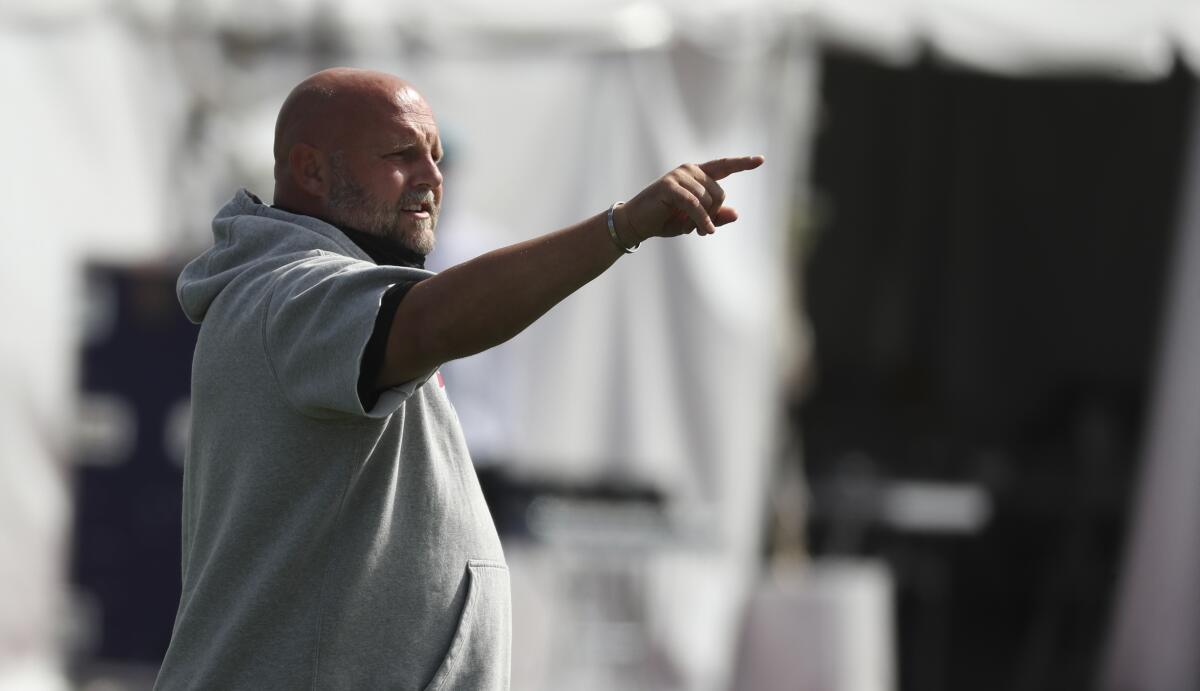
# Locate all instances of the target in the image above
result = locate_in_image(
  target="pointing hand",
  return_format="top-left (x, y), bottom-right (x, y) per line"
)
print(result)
top-left (614, 155), bottom-right (765, 243)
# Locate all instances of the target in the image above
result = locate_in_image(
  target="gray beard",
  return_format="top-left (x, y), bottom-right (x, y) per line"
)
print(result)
top-left (327, 157), bottom-right (438, 256)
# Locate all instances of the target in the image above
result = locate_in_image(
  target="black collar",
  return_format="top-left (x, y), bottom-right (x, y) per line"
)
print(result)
top-left (334, 225), bottom-right (427, 269)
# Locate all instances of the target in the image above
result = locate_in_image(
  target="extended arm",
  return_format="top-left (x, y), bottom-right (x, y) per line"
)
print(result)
top-left (376, 155), bottom-right (765, 388)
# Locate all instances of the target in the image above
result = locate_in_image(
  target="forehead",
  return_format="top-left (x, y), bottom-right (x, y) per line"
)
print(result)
top-left (376, 88), bottom-right (439, 141)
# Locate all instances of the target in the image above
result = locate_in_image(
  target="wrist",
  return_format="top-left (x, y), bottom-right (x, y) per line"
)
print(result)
top-left (612, 203), bottom-right (646, 245)
top-left (607, 202), bottom-right (641, 253)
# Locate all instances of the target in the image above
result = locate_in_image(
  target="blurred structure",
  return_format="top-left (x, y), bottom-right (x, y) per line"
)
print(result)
top-left (6, 1), bottom-right (1200, 690)
top-left (788, 3), bottom-right (1200, 691)
top-left (800, 51), bottom-right (1190, 691)
top-left (732, 561), bottom-right (895, 691)
top-left (72, 266), bottom-right (194, 664)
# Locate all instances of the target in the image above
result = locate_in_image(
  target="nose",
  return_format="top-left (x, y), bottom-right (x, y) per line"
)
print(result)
top-left (413, 154), bottom-right (443, 190)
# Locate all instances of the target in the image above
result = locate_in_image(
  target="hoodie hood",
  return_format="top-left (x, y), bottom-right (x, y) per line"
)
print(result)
top-left (178, 190), bottom-right (377, 324)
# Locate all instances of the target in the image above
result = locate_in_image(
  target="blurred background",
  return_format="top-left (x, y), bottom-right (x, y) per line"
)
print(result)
top-left (3, 0), bottom-right (1200, 690)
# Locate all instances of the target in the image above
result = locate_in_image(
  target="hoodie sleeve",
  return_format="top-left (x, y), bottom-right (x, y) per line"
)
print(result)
top-left (261, 253), bottom-right (434, 419)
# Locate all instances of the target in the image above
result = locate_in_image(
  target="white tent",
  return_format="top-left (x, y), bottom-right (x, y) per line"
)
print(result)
top-left (2, 1), bottom-right (1198, 689)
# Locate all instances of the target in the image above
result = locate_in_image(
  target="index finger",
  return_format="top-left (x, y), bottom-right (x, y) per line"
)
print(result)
top-left (698, 155), bottom-right (765, 181)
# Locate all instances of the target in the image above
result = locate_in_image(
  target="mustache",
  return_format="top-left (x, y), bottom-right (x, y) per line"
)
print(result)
top-left (396, 190), bottom-right (437, 210)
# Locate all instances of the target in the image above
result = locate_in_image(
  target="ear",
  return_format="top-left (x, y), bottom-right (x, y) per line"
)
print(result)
top-left (288, 143), bottom-right (328, 198)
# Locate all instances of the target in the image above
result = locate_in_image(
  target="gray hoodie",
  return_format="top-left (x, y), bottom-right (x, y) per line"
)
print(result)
top-left (155, 190), bottom-right (510, 690)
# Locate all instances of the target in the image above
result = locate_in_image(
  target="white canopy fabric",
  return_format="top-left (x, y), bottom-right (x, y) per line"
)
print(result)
top-left (798, 0), bottom-right (1200, 78)
top-left (11, 0), bottom-right (1200, 76)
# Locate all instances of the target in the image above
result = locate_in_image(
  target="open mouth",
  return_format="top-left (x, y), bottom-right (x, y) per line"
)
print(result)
top-left (400, 200), bottom-right (433, 218)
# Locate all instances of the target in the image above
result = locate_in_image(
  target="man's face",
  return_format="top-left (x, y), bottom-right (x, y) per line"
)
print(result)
top-left (325, 88), bottom-right (444, 256)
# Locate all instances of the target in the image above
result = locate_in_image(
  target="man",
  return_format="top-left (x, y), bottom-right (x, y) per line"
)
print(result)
top-left (155, 67), bottom-right (762, 690)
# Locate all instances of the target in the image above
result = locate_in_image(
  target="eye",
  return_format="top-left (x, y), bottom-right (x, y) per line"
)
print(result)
top-left (386, 147), bottom-right (440, 164)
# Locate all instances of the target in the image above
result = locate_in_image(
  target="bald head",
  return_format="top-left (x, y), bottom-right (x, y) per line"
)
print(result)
top-left (273, 68), bottom-right (421, 178)
top-left (271, 67), bottom-right (444, 255)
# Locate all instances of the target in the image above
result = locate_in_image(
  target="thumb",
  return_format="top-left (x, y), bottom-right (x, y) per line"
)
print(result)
top-left (714, 206), bottom-right (739, 226)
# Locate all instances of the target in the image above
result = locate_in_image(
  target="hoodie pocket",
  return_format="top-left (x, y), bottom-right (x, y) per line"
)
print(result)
top-left (423, 559), bottom-right (511, 691)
